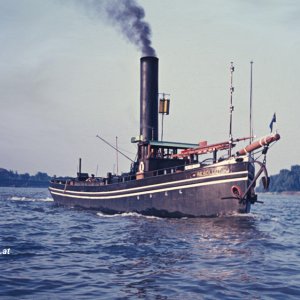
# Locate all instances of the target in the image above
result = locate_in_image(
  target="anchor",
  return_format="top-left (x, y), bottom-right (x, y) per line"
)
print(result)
top-left (221, 157), bottom-right (269, 204)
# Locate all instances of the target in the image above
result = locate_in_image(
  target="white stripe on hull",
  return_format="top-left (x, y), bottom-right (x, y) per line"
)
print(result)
top-left (49, 170), bottom-right (248, 196)
top-left (50, 175), bottom-right (248, 200)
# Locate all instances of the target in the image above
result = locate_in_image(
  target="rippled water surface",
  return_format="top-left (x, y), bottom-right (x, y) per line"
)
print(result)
top-left (1, 187), bottom-right (299, 299)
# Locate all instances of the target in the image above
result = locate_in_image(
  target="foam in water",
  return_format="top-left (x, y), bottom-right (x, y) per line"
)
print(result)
top-left (230, 212), bottom-right (257, 218)
top-left (96, 211), bottom-right (160, 219)
top-left (10, 196), bottom-right (53, 202)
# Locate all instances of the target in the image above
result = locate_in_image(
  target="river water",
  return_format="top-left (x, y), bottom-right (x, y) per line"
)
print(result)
top-left (0, 187), bottom-right (299, 299)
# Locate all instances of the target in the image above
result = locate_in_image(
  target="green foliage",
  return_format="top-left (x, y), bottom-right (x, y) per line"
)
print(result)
top-left (32, 172), bottom-right (50, 181)
top-left (257, 165), bottom-right (300, 193)
top-left (0, 168), bottom-right (51, 187)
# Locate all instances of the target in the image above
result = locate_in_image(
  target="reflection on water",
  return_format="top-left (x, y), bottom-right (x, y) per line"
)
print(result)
top-left (116, 213), bottom-right (268, 296)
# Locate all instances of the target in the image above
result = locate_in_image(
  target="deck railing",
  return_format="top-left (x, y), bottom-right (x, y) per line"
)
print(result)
top-left (50, 161), bottom-right (212, 186)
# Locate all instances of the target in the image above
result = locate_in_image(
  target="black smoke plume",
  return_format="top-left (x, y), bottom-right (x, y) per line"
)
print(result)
top-left (105, 0), bottom-right (156, 56)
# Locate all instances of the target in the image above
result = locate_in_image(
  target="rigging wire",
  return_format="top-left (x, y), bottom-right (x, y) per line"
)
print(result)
top-left (96, 134), bottom-right (134, 163)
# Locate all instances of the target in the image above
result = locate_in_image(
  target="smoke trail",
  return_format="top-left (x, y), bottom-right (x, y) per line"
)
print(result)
top-left (105, 0), bottom-right (156, 56)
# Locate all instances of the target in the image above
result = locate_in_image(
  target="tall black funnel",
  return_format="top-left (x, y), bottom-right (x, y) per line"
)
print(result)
top-left (140, 56), bottom-right (159, 141)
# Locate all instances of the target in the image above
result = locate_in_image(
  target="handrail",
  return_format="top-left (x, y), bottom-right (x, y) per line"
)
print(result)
top-left (50, 159), bottom-right (216, 186)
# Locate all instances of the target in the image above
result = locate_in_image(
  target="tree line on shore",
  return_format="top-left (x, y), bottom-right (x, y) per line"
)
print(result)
top-left (257, 165), bottom-right (300, 193)
top-left (0, 168), bottom-right (51, 187)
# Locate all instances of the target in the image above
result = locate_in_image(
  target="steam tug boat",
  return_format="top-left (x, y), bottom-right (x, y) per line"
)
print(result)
top-left (49, 57), bottom-right (280, 217)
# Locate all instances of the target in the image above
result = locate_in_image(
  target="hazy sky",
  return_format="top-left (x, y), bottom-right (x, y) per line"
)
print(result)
top-left (0, 0), bottom-right (299, 176)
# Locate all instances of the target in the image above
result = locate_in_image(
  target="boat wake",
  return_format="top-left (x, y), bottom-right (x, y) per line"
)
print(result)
top-left (9, 196), bottom-right (53, 202)
top-left (229, 212), bottom-right (257, 218)
top-left (96, 211), bottom-right (161, 219)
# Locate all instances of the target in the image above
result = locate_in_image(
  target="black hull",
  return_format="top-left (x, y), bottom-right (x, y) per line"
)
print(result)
top-left (49, 158), bottom-right (255, 217)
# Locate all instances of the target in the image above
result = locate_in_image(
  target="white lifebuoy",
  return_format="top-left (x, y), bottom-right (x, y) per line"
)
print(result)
top-left (139, 161), bottom-right (145, 172)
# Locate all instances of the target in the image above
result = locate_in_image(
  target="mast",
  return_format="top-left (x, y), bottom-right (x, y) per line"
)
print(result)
top-left (116, 136), bottom-right (119, 175)
top-left (160, 93), bottom-right (165, 141)
top-left (249, 61), bottom-right (254, 144)
top-left (228, 62), bottom-right (235, 157)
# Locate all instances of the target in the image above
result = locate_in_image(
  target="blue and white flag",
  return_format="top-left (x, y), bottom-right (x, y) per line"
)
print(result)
top-left (269, 113), bottom-right (276, 132)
